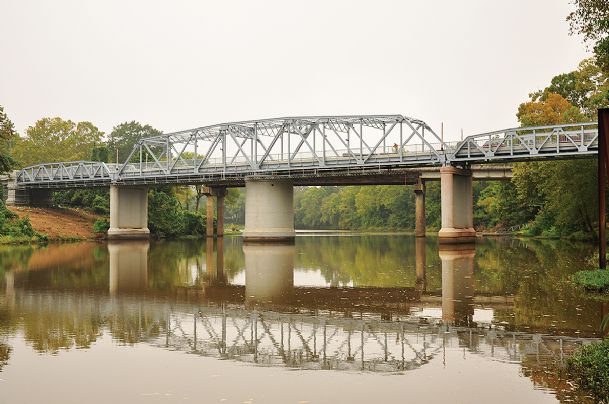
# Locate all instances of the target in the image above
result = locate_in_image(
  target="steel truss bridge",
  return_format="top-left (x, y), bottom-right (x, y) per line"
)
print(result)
top-left (14, 116), bottom-right (599, 188)
top-left (6, 290), bottom-right (595, 374)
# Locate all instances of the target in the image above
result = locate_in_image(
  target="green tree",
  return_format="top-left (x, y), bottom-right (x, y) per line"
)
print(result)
top-left (13, 118), bottom-right (104, 167)
top-left (107, 121), bottom-right (162, 163)
top-left (90, 145), bottom-right (109, 163)
top-left (530, 59), bottom-right (608, 117)
top-left (568, 0), bottom-right (609, 72)
top-left (0, 106), bottom-right (17, 173)
top-left (147, 188), bottom-right (186, 238)
top-left (484, 58), bottom-right (609, 238)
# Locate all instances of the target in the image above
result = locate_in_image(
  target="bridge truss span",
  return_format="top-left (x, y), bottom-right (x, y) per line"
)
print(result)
top-left (15, 115), bottom-right (445, 187)
top-left (116, 114), bottom-right (445, 181)
top-left (450, 121), bottom-right (598, 162)
top-left (13, 116), bottom-right (600, 188)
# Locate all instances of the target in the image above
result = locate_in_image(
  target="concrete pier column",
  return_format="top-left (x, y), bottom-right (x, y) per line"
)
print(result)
top-left (243, 178), bottom-right (294, 242)
top-left (108, 186), bottom-right (150, 240)
top-left (438, 166), bottom-right (476, 243)
top-left (108, 241), bottom-right (150, 294)
top-left (244, 243), bottom-right (295, 305)
top-left (6, 170), bottom-right (26, 206)
top-left (440, 244), bottom-right (475, 326)
top-left (206, 193), bottom-right (215, 237)
top-left (216, 189), bottom-right (225, 237)
top-left (414, 181), bottom-right (426, 237)
top-left (203, 187), bottom-right (226, 238)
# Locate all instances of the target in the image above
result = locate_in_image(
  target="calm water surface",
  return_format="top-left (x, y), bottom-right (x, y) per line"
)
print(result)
top-left (0, 234), bottom-right (606, 403)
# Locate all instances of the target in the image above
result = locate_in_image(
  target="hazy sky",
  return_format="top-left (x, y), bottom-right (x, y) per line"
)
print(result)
top-left (0, 0), bottom-right (590, 141)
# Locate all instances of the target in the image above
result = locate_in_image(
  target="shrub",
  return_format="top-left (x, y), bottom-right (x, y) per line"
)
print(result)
top-left (147, 188), bottom-right (185, 238)
top-left (91, 195), bottom-right (109, 215)
top-left (0, 200), bottom-right (47, 242)
top-left (183, 211), bottom-right (206, 236)
top-left (572, 270), bottom-right (609, 292)
top-left (93, 218), bottom-right (110, 233)
top-left (567, 339), bottom-right (609, 401)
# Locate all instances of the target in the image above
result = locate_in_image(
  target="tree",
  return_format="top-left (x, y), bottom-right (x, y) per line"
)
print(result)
top-left (510, 92), bottom-right (595, 237)
top-left (147, 188), bottom-right (186, 238)
top-left (13, 118), bottom-right (104, 167)
top-left (90, 145), bottom-right (109, 163)
top-left (107, 121), bottom-right (162, 163)
top-left (568, 0), bottom-right (609, 72)
top-left (529, 58), bottom-right (608, 117)
top-left (0, 106), bottom-right (17, 173)
top-left (517, 92), bottom-right (584, 126)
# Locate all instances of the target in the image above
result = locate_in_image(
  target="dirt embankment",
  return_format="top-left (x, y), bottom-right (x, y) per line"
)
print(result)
top-left (7, 206), bottom-right (103, 240)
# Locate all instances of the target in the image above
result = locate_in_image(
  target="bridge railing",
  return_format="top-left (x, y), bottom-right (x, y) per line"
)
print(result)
top-left (451, 122), bottom-right (598, 162)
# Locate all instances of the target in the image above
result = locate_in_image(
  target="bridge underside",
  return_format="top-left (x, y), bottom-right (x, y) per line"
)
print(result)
top-left (10, 165), bottom-right (513, 189)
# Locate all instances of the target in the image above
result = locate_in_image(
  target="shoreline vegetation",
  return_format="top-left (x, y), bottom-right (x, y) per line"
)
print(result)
top-left (3, 203), bottom-right (609, 245)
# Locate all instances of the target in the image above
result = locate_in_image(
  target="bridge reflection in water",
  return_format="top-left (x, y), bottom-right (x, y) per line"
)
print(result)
top-left (3, 238), bottom-right (596, 377)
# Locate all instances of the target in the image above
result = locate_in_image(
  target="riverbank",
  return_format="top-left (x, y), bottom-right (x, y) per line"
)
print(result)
top-left (7, 206), bottom-right (102, 241)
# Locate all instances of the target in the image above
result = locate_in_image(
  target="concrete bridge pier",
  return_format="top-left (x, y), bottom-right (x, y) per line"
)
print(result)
top-left (438, 166), bottom-right (476, 243)
top-left (203, 187), bottom-right (226, 238)
top-left (243, 178), bottom-right (295, 242)
top-left (414, 181), bottom-right (426, 237)
top-left (440, 244), bottom-right (475, 326)
top-left (108, 186), bottom-right (150, 240)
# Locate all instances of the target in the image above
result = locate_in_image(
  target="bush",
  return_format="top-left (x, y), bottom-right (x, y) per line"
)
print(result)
top-left (91, 195), bottom-right (109, 215)
top-left (53, 189), bottom-right (109, 212)
top-left (92, 218), bottom-right (110, 233)
top-left (182, 211), bottom-right (207, 236)
top-left (567, 339), bottom-right (609, 401)
top-left (148, 188), bottom-right (185, 238)
top-left (572, 270), bottom-right (609, 292)
top-left (0, 200), bottom-right (47, 243)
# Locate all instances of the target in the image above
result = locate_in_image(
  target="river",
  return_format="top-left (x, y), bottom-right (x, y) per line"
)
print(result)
top-left (0, 234), bottom-right (605, 403)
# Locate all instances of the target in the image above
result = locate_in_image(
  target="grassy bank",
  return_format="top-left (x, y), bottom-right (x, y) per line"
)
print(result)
top-left (572, 270), bottom-right (609, 293)
top-left (568, 339), bottom-right (609, 401)
top-left (0, 234), bottom-right (48, 244)
top-left (0, 202), bottom-right (48, 244)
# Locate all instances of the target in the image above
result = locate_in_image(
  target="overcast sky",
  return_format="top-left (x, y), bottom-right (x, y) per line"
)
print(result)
top-left (0, 0), bottom-right (590, 141)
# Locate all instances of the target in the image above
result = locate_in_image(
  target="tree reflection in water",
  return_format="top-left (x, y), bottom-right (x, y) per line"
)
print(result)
top-left (0, 235), bottom-right (605, 402)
